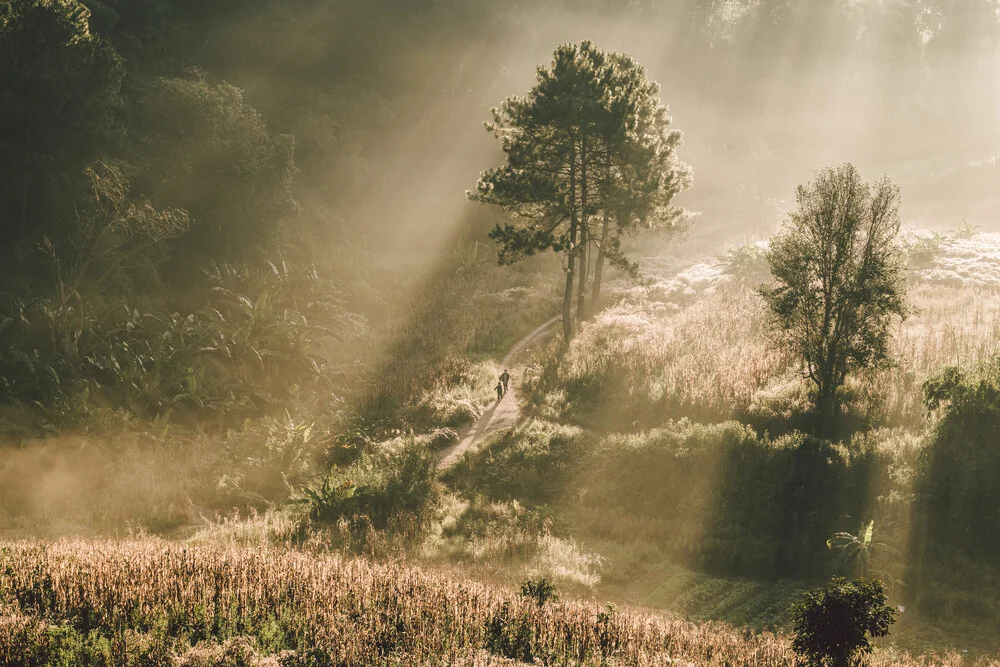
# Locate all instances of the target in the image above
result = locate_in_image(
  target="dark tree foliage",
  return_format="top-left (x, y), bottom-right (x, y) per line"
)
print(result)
top-left (761, 164), bottom-right (908, 434)
top-left (136, 68), bottom-right (297, 264)
top-left (790, 577), bottom-right (896, 667)
top-left (916, 362), bottom-right (1000, 565)
top-left (0, 0), bottom-right (124, 248)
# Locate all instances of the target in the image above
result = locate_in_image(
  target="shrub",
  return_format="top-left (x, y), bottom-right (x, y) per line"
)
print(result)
top-left (569, 421), bottom-right (904, 577)
top-left (790, 577), bottom-right (896, 667)
top-left (520, 577), bottom-right (558, 607)
top-left (302, 440), bottom-right (441, 533)
top-left (917, 361), bottom-right (1000, 564)
top-left (443, 420), bottom-right (585, 506)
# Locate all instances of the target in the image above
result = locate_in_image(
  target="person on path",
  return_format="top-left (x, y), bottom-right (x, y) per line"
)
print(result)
top-left (500, 369), bottom-right (510, 394)
top-left (495, 380), bottom-right (504, 401)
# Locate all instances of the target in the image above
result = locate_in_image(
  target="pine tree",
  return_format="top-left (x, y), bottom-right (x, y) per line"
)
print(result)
top-left (471, 42), bottom-right (690, 338)
top-left (590, 51), bottom-right (690, 312)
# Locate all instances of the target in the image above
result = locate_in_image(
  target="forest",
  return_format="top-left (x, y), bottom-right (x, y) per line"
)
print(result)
top-left (1, 0), bottom-right (999, 664)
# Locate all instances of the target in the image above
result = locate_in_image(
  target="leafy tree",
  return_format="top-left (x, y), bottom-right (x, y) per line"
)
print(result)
top-left (760, 164), bottom-right (907, 434)
top-left (790, 577), bottom-right (896, 667)
top-left (472, 42), bottom-right (689, 339)
top-left (136, 68), bottom-right (297, 264)
top-left (0, 0), bottom-right (124, 246)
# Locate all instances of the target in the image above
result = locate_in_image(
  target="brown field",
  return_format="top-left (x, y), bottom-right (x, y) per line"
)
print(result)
top-left (0, 540), bottom-right (993, 666)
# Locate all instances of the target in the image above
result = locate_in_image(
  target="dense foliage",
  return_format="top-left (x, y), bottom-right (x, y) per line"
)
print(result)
top-left (916, 362), bottom-right (1000, 566)
top-left (761, 164), bottom-right (908, 434)
top-left (790, 578), bottom-right (896, 667)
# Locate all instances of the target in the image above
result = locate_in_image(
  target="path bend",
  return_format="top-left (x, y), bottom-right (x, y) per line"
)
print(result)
top-left (436, 314), bottom-right (562, 470)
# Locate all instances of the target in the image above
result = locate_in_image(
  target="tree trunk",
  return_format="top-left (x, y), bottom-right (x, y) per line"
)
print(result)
top-left (577, 226), bottom-right (588, 324)
top-left (591, 211), bottom-right (610, 312)
top-left (591, 151), bottom-right (613, 312)
top-left (20, 173), bottom-right (28, 241)
top-left (563, 139), bottom-right (578, 341)
top-left (577, 135), bottom-right (589, 324)
top-left (816, 381), bottom-right (837, 436)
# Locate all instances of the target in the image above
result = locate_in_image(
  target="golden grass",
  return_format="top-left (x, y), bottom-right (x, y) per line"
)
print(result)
top-left (560, 286), bottom-right (791, 425)
top-left (0, 540), bottom-right (992, 666)
top-left (862, 283), bottom-right (1000, 425)
top-left (560, 274), bottom-right (1000, 430)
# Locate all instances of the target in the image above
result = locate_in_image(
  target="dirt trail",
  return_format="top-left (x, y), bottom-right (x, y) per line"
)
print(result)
top-left (436, 314), bottom-right (561, 470)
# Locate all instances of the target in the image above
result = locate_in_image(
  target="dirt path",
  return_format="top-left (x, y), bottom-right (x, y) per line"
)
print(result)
top-left (436, 314), bottom-right (562, 470)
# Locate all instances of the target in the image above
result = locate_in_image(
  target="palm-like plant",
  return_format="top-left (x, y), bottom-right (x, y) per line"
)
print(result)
top-left (827, 519), bottom-right (898, 578)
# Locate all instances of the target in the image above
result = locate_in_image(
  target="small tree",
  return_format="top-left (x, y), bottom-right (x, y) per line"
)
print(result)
top-left (520, 577), bottom-right (558, 607)
top-left (790, 577), bottom-right (896, 667)
top-left (761, 163), bottom-right (907, 434)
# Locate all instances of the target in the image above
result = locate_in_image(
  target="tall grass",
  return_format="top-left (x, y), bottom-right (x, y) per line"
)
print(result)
top-left (552, 277), bottom-right (1000, 432)
top-left (0, 540), bottom-right (990, 666)
top-left (553, 286), bottom-right (790, 429)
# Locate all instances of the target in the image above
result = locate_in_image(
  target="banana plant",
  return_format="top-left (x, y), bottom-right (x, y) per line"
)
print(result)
top-left (827, 519), bottom-right (898, 578)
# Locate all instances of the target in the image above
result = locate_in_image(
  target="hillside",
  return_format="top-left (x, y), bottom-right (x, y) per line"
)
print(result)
top-left (2, 0), bottom-right (1000, 664)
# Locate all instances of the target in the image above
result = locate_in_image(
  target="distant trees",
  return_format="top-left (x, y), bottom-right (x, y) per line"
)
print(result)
top-left (137, 69), bottom-right (298, 264)
top-left (790, 577), bottom-right (896, 667)
top-left (471, 41), bottom-right (690, 340)
top-left (0, 0), bottom-right (124, 245)
top-left (761, 164), bottom-right (908, 434)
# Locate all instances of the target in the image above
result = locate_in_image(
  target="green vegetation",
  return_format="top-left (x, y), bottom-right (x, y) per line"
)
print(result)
top-left (761, 164), bottom-right (908, 434)
top-left (2, 0), bottom-right (1000, 663)
top-left (472, 41), bottom-right (690, 339)
top-left (520, 577), bottom-right (559, 607)
top-left (790, 578), bottom-right (897, 667)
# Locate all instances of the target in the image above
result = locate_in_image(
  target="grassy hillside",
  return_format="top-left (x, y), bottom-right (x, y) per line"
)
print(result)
top-left (436, 227), bottom-right (1000, 657)
top-left (2, 1), bottom-right (999, 663)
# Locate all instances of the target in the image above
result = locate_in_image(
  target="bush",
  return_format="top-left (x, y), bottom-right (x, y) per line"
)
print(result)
top-left (443, 420), bottom-right (585, 506)
top-left (569, 421), bottom-right (903, 576)
top-left (790, 577), bottom-right (896, 667)
top-left (917, 361), bottom-right (1000, 565)
top-left (520, 577), bottom-right (558, 607)
top-left (302, 440), bottom-right (441, 533)
top-left (0, 257), bottom-right (356, 433)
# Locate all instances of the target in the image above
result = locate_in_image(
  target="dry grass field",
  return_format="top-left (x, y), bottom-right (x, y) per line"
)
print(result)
top-left (0, 540), bottom-right (993, 666)
top-left (553, 230), bottom-right (1000, 432)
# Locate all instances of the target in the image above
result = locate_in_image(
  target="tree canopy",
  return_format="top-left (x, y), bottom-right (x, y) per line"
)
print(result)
top-left (761, 163), bottom-right (908, 434)
top-left (0, 0), bottom-right (124, 246)
top-left (790, 577), bottom-right (897, 667)
top-left (472, 41), bottom-right (690, 339)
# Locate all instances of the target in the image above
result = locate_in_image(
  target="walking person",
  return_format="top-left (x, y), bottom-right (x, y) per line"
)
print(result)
top-left (495, 380), bottom-right (504, 401)
top-left (500, 369), bottom-right (510, 394)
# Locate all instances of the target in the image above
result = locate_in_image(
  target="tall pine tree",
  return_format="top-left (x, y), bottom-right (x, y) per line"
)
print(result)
top-left (471, 42), bottom-right (690, 338)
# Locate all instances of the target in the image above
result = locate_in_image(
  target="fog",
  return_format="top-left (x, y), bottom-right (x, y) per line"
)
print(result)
top-left (200, 0), bottom-right (999, 267)
top-left (2, 1), bottom-right (1000, 657)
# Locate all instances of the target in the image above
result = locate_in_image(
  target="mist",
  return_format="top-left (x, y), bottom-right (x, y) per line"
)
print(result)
top-left (2, 0), bottom-right (1000, 662)
top-left (199, 0), bottom-right (999, 263)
